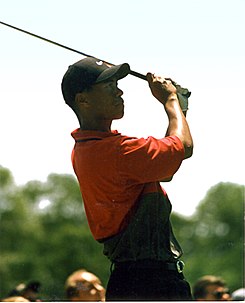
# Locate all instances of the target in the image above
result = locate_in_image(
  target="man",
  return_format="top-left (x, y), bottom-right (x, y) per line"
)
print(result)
top-left (65, 269), bottom-right (105, 301)
top-left (2, 296), bottom-right (30, 302)
top-left (192, 275), bottom-right (231, 301)
top-left (61, 57), bottom-right (194, 300)
top-left (231, 288), bottom-right (245, 301)
top-left (7, 281), bottom-right (41, 302)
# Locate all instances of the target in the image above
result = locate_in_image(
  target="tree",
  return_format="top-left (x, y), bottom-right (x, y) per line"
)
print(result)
top-left (0, 167), bottom-right (110, 300)
top-left (172, 182), bottom-right (244, 292)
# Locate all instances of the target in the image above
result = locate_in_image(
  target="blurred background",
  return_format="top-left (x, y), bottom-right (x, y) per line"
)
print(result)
top-left (0, 166), bottom-right (244, 300)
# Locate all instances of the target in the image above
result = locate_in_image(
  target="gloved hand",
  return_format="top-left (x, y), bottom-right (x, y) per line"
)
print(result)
top-left (166, 79), bottom-right (191, 113)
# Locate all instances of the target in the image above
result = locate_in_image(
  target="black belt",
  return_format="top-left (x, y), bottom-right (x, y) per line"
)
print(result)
top-left (113, 259), bottom-right (185, 273)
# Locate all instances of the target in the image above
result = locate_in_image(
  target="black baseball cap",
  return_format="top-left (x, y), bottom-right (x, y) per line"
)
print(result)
top-left (61, 57), bottom-right (130, 106)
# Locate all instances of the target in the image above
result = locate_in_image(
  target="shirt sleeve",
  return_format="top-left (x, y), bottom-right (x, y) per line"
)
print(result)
top-left (119, 135), bottom-right (185, 183)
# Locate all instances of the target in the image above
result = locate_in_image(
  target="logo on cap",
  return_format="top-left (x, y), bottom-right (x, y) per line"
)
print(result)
top-left (96, 61), bottom-right (103, 66)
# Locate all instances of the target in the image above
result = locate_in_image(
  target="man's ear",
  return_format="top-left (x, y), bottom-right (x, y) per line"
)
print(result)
top-left (75, 92), bottom-right (89, 107)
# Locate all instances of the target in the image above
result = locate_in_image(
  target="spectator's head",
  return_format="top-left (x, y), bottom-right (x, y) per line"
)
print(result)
top-left (231, 288), bottom-right (245, 301)
top-left (65, 269), bottom-right (105, 301)
top-left (2, 296), bottom-right (29, 302)
top-left (8, 281), bottom-right (41, 302)
top-left (193, 275), bottom-right (231, 301)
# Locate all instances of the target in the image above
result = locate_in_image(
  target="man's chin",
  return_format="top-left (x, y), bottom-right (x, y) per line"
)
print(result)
top-left (114, 113), bottom-right (124, 120)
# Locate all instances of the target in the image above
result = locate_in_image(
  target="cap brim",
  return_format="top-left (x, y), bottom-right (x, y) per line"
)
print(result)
top-left (96, 63), bottom-right (130, 83)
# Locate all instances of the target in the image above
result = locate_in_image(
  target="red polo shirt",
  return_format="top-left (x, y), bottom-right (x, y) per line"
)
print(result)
top-left (71, 129), bottom-right (184, 240)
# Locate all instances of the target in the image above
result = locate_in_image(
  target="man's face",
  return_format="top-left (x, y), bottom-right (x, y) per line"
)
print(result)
top-left (203, 284), bottom-right (231, 301)
top-left (71, 272), bottom-right (105, 301)
top-left (83, 78), bottom-right (125, 120)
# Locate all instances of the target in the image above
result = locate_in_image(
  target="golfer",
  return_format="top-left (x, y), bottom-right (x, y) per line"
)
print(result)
top-left (61, 57), bottom-right (193, 301)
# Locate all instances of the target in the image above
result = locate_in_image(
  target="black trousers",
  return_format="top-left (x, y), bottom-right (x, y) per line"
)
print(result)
top-left (106, 263), bottom-right (193, 301)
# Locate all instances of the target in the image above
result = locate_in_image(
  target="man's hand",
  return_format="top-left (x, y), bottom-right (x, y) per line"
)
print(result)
top-left (146, 72), bottom-right (193, 160)
top-left (146, 73), bottom-right (177, 104)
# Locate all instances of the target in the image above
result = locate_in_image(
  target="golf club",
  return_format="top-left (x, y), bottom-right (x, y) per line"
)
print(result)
top-left (1, 20), bottom-right (191, 109)
top-left (0, 20), bottom-right (147, 81)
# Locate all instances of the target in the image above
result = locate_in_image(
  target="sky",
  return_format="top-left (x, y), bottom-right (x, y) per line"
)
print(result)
top-left (0, 0), bottom-right (244, 216)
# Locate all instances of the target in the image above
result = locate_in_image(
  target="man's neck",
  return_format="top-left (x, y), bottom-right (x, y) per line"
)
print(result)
top-left (79, 119), bottom-right (112, 132)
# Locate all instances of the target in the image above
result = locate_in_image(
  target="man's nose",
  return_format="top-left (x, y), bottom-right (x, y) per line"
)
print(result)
top-left (116, 87), bottom-right (123, 97)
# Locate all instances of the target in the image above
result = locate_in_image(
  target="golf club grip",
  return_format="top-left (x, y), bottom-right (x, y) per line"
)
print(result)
top-left (130, 70), bottom-right (147, 81)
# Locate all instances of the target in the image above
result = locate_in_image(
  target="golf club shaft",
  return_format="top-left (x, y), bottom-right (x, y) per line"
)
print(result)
top-left (0, 21), bottom-right (147, 81)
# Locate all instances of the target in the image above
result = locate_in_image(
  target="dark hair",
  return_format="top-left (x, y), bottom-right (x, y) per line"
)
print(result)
top-left (193, 275), bottom-right (226, 299)
top-left (66, 286), bottom-right (79, 299)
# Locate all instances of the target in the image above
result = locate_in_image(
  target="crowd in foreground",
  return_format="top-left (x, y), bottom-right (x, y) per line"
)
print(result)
top-left (1, 269), bottom-right (244, 301)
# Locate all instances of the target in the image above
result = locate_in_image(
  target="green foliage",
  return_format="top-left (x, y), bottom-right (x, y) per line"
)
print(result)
top-left (0, 166), bottom-right (110, 300)
top-left (0, 165), bottom-right (244, 299)
top-left (171, 182), bottom-right (244, 292)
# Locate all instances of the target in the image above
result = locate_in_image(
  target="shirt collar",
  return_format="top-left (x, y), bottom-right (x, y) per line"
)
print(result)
top-left (71, 128), bottom-right (119, 141)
